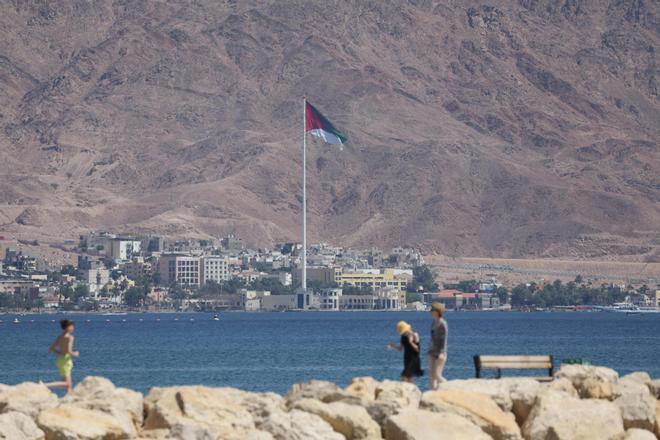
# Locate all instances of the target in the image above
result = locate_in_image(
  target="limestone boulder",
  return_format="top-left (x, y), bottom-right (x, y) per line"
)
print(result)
top-left (37, 404), bottom-right (133, 440)
top-left (61, 376), bottom-right (143, 434)
top-left (620, 428), bottom-right (657, 440)
top-left (286, 380), bottom-right (345, 404)
top-left (346, 377), bottom-right (379, 401)
top-left (375, 380), bottom-right (421, 407)
top-left (367, 380), bottom-right (421, 429)
top-left (621, 372), bottom-right (652, 386)
top-left (421, 389), bottom-right (521, 440)
top-left (143, 386), bottom-right (259, 439)
top-left (614, 380), bottom-right (656, 431)
top-left (522, 390), bottom-right (624, 440)
top-left (545, 378), bottom-right (578, 398)
top-left (581, 378), bottom-right (619, 400)
top-left (384, 409), bottom-right (491, 440)
top-left (436, 379), bottom-right (513, 412)
top-left (655, 401), bottom-right (660, 438)
top-left (505, 379), bottom-right (542, 425)
top-left (292, 398), bottom-right (381, 440)
top-left (0, 411), bottom-right (45, 440)
top-left (258, 409), bottom-right (344, 440)
top-left (645, 379), bottom-right (659, 398)
top-left (554, 364), bottom-right (619, 398)
top-left (435, 377), bottom-right (542, 422)
top-left (0, 382), bottom-right (59, 419)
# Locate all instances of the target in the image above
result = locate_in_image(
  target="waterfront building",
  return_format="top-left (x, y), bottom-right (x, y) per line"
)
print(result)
top-left (339, 289), bottom-right (402, 310)
top-left (426, 290), bottom-right (497, 310)
top-left (319, 288), bottom-right (342, 310)
top-left (158, 254), bottom-right (200, 287)
top-left (238, 289), bottom-right (271, 311)
top-left (262, 294), bottom-right (297, 311)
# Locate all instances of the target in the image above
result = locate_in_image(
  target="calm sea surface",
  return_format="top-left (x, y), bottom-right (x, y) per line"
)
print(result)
top-left (0, 311), bottom-right (658, 394)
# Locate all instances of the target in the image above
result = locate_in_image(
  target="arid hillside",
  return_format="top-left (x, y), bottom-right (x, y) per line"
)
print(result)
top-left (0, 0), bottom-right (658, 259)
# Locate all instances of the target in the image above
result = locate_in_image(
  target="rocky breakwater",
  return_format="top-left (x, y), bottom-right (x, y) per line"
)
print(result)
top-left (0, 365), bottom-right (658, 439)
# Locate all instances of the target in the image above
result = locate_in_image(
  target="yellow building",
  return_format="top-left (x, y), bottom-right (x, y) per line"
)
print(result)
top-left (296, 267), bottom-right (409, 291)
top-left (337, 268), bottom-right (408, 290)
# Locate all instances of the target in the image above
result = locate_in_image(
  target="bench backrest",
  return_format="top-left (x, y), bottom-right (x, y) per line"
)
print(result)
top-left (474, 355), bottom-right (553, 378)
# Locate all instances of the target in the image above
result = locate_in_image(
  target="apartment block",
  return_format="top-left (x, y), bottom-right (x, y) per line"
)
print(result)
top-left (158, 254), bottom-right (200, 287)
top-left (201, 256), bottom-right (230, 284)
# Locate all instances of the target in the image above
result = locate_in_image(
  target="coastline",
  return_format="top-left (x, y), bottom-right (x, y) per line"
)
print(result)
top-left (1, 364), bottom-right (658, 439)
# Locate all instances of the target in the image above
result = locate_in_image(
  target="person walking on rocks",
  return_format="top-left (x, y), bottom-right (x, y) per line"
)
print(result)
top-left (45, 319), bottom-right (79, 393)
top-left (388, 321), bottom-right (424, 383)
top-left (428, 302), bottom-right (448, 390)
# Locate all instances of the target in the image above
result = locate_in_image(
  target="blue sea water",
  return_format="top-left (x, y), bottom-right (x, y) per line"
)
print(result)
top-left (0, 311), bottom-right (658, 394)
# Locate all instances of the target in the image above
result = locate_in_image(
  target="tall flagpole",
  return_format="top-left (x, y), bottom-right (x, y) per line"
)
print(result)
top-left (302, 97), bottom-right (307, 292)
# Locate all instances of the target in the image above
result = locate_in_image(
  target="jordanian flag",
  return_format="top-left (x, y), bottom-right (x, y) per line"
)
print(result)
top-left (305, 102), bottom-right (347, 145)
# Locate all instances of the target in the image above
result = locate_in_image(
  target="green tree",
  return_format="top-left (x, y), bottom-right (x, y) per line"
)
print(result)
top-left (124, 286), bottom-right (147, 308)
top-left (495, 286), bottom-right (509, 304)
top-left (405, 291), bottom-right (422, 303)
top-left (72, 284), bottom-right (89, 302)
top-left (407, 265), bottom-right (439, 292)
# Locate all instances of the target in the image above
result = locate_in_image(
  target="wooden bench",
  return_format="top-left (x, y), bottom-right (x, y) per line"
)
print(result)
top-left (473, 355), bottom-right (554, 381)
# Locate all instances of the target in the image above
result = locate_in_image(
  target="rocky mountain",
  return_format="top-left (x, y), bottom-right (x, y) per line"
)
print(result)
top-left (0, 0), bottom-right (658, 259)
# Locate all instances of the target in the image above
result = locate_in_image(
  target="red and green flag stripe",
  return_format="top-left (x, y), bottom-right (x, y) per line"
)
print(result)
top-left (305, 102), bottom-right (347, 145)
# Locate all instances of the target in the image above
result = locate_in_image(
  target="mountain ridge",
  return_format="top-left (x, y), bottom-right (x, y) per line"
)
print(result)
top-left (0, 0), bottom-right (658, 260)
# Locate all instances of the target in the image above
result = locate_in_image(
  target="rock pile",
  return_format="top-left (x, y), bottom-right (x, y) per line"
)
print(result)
top-left (1, 365), bottom-right (658, 439)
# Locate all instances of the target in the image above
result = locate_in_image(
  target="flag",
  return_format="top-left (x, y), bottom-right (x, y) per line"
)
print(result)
top-left (305, 102), bottom-right (347, 145)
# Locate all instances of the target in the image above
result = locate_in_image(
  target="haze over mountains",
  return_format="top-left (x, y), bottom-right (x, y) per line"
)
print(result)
top-left (0, 0), bottom-right (658, 260)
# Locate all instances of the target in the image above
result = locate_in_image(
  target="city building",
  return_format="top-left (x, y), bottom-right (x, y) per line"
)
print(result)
top-left (201, 256), bottom-right (230, 284)
top-left (122, 257), bottom-right (154, 281)
top-left (80, 268), bottom-right (110, 295)
top-left (78, 255), bottom-right (105, 271)
top-left (338, 268), bottom-right (408, 290)
top-left (294, 266), bottom-right (341, 286)
top-left (221, 235), bottom-right (244, 251)
top-left (339, 288), bottom-right (402, 310)
top-left (262, 294), bottom-right (297, 311)
top-left (319, 288), bottom-right (342, 310)
top-left (425, 290), bottom-right (497, 310)
top-left (109, 238), bottom-right (142, 261)
top-left (158, 254), bottom-right (200, 287)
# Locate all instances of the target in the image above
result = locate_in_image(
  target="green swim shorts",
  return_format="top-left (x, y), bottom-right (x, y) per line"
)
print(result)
top-left (56, 354), bottom-right (73, 378)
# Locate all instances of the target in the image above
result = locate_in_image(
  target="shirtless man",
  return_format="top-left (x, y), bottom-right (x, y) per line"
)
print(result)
top-left (45, 319), bottom-right (79, 393)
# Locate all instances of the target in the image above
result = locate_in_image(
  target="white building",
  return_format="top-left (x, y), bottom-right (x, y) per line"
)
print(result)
top-left (201, 256), bottom-right (229, 284)
top-left (109, 239), bottom-right (142, 261)
top-left (319, 288), bottom-right (342, 310)
top-left (81, 268), bottom-right (110, 295)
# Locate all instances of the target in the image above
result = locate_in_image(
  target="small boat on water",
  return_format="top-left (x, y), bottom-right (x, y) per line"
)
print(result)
top-left (212, 314), bottom-right (220, 321)
top-left (13, 318), bottom-right (20, 324)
